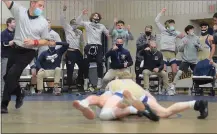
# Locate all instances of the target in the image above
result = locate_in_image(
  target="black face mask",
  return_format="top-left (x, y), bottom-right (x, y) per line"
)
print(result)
top-left (145, 31), bottom-right (151, 36)
top-left (116, 44), bottom-right (123, 49)
top-left (92, 19), bottom-right (100, 23)
top-left (201, 30), bottom-right (208, 36)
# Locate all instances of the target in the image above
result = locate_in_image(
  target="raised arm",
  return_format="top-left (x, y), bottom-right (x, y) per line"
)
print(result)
top-left (102, 25), bottom-right (109, 37)
top-left (155, 8), bottom-right (167, 32)
top-left (2, 0), bottom-right (13, 9)
top-left (60, 5), bottom-right (72, 31)
top-left (126, 25), bottom-right (134, 40)
top-left (109, 18), bottom-right (117, 36)
top-left (76, 9), bottom-right (88, 26)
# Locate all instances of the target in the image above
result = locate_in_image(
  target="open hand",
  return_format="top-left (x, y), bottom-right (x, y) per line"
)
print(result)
top-left (161, 8), bottom-right (167, 13)
top-left (82, 9), bottom-right (88, 15)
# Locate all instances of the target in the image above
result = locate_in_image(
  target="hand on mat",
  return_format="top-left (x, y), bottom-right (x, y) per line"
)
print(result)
top-left (161, 8), bottom-right (166, 13)
top-left (153, 68), bottom-right (159, 73)
top-left (112, 45), bottom-right (118, 50)
top-left (63, 5), bottom-right (67, 11)
top-left (24, 39), bottom-right (34, 46)
top-left (145, 47), bottom-right (151, 51)
top-left (82, 9), bottom-right (88, 15)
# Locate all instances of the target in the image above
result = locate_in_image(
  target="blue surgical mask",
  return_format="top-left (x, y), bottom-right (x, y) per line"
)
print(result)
top-left (117, 29), bottom-right (124, 33)
top-left (169, 26), bottom-right (175, 31)
top-left (34, 8), bottom-right (43, 16)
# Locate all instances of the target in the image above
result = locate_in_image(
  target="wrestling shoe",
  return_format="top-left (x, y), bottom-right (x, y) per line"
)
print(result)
top-left (137, 104), bottom-right (160, 122)
top-left (194, 100), bottom-right (208, 119)
top-left (72, 100), bottom-right (95, 120)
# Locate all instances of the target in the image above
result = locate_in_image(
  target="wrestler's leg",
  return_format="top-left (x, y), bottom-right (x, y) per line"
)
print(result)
top-left (72, 91), bottom-right (112, 120)
top-left (99, 92), bottom-right (138, 120)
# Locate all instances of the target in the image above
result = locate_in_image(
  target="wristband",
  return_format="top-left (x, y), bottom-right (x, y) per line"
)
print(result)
top-left (34, 40), bottom-right (39, 46)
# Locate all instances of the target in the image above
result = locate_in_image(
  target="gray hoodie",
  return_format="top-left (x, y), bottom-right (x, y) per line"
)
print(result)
top-left (178, 34), bottom-right (202, 64)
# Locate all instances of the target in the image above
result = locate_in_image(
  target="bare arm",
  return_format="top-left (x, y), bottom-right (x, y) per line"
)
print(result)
top-left (209, 36), bottom-right (215, 60)
top-left (2, 0), bottom-right (12, 8)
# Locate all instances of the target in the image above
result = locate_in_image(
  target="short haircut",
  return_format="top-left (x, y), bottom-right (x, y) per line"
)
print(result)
top-left (164, 19), bottom-right (175, 25)
top-left (185, 25), bottom-right (194, 34)
top-left (30, 0), bottom-right (44, 6)
top-left (145, 25), bottom-right (153, 30)
top-left (213, 12), bottom-right (217, 18)
top-left (116, 37), bottom-right (123, 40)
top-left (116, 20), bottom-right (125, 25)
top-left (89, 12), bottom-right (102, 22)
top-left (200, 22), bottom-right (209, 27)
top-left (6, 17), bottom-right (15, 27)
top-left (70, 19), bottom-right (76, 25)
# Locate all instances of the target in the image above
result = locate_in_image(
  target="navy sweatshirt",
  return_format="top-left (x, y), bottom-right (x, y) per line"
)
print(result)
top-left (36, 43), bottom-right (69, 70)
top-left (105, 47), bottom-right (133, 69)
top-left (1, 28), bottom-right (15, 58)
top-left (141, 50), bottom-right (164, 72)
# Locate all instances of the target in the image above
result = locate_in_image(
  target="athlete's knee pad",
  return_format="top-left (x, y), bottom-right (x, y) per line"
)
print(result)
top-left (99, 108), bottom-right (116, 120)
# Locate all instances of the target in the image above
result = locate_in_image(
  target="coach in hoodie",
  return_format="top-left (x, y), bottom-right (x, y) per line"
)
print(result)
top-left (155, 8), bottom-right (184, 80)
top-left (135, 25), bottom-right (155, 84)
top-left (170, 25), bottom-right (202, 96)
top-left (102, 37), bottom-right (133, 88)
top-left (36, 43), bottom-right (69, 96)
top-left (110, 19), bottom-right (134, 49)
top-left (141, 40), bottom-right (170, 92)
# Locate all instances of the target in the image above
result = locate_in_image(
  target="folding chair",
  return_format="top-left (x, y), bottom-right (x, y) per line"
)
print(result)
top-left (191, 59), bottom-right (216, 96)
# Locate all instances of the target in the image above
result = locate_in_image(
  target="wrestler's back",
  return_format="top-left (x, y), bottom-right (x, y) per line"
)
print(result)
top-left (107, 79), bottom-right (145, 99)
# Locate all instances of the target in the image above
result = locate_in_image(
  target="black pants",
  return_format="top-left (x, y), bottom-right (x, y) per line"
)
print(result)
top-left (179, 62), bottom-right (196, 72)
top-left (135, 60), bottom-right (143, 85)
top-left (83, 44), bottom-right (103, 78)
top-left (2, 46), bottom-right (36, 107)
top-left (66, 50), bottom-right (84, 86)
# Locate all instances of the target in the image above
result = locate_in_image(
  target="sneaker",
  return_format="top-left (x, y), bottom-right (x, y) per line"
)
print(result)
top-left (53, 88), bottom-right (61, 96)
top-left (30, 87), bottom-right (36, 95)
top-left (15, 89), bottom-right (25, 109)
top-left (194, 100), bottom-right (208, 119)
top-left (97, 78), bottom-right (102, 89)
top-left (84, 79), bottom-right (89, 90)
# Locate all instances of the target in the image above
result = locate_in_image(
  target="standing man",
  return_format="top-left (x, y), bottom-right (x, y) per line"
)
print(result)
top-left (155, 8), bottom-right (184, 81)
top-left (76, 9), bottom-right (109, 90)
top-left (135, 25), bottom-right (155, 84)
top-left (213, 13), bottom-right (217, 46)
top-left (110, 18), bottom-right (134, 49)
top-left (60, 5), bottom-right (84, 92)
top-left (198, 22), bottom-right (215, 61)
top-left (1, 0), bottom-right (55, 114)
top-left (1, 17), bottom-right (16, 94)
top-left (171, 25), bottom-right (202, 95)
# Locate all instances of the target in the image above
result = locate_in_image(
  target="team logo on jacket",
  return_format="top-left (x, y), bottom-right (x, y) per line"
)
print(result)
top-left (121, 54), bottom-right (126, 60)
top-left (46, 54), bottom-right (58, 63)
top-left (154, 56), bottom-right (158, 60)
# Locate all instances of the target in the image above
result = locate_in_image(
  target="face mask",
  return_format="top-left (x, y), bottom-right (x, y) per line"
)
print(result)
top-left (49, 47), bottom-right (55, 52)
top-left (117, 29), bottom-right (124, 33)
top-left (169, 26), bottom-right (175, 31)
top-left (145, 31), bottom-right (151, 36)
top-left (151, 48), bottom-right (157, 54)
top-left (33, 8), bottom-right (43, 16)
top-left (92, 19), bottom-right (100, 23)
top-left (201, 30), bottom-right (208, 36)
top-left (116, 44), bottom-right (123, 49)
top-left (71, 25), bottom-right (78, 30)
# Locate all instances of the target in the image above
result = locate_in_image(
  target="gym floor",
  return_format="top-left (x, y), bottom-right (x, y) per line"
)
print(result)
top-left (2, 94), bottom-right (217, 133)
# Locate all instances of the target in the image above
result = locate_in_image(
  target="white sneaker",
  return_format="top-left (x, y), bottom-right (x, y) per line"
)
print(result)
top-left (30, 87), bottom-right (36, 95)
top-left (53, 88), bottom-right (61, 96)
top-left (84, 79), bottom-right (89, 90)
top-left (97, 78), bottom-right (102, 89)
top-left (166, 85), bottom-right (176, 96)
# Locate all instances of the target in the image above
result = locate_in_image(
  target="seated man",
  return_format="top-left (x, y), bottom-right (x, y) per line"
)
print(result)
top-left (170, 25), bottom-right (202, 95)
top-left (102, 37), bottom-right (133, 88)
top-left (36, 43), bottom-right (69, 95)
top-left (140, 40), bottom-right (171, 94)
top-left (73, 71), bottom-right (208, 121)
